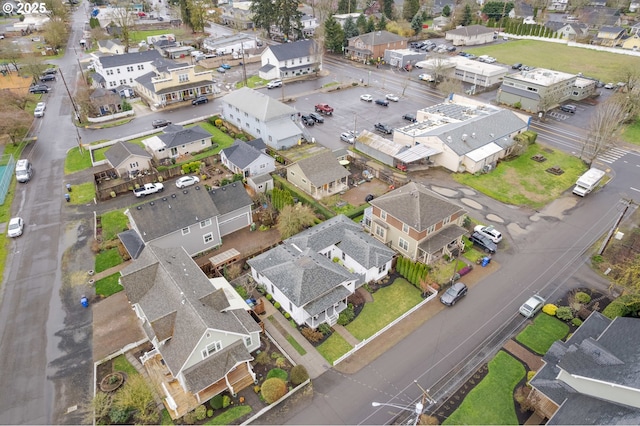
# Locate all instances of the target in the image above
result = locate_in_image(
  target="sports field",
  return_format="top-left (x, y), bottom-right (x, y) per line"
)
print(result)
top-left (466, 40), bottom-right (637, 83)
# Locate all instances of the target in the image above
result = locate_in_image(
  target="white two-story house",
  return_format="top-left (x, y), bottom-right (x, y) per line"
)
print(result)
top-left (92, 50), bottom-right (162, 89)
top-left (258, 39), bottom-right (321, 81)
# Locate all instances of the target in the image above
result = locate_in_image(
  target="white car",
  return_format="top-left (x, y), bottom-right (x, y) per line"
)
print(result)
top-left (474, 225), bottom-right (502, 243)
top-left (340, 131), bottom-right (355, 144)
top-left (34, 103), bottom-right (46, 118)
top-left (385, 94), bottom-right (399, 102)
top-left (7, 217), bottom-right (24, 238)
top-left (360, 94), bottom-right (373, 102)
top-left (418, 73), bottom-right (435, 82)
top-left (267, 79), bottom-right (282, 89)
top-left (519, 295), bottom-right (545, 318)
top-left (175, 175), bottom-right (200, 188)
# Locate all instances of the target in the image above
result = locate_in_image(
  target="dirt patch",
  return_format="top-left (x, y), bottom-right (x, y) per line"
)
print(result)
top-left (0, 73), bottom-right (32, 94)
top-left (340, 179), bottom-right (390, 206)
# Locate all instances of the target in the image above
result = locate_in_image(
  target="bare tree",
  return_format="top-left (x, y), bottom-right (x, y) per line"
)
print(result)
top-left (437, 77), bottom-right (464, 96)
top-left (187, 0), bottom-right (211, 33)
top-left (43, 17), bottom-right (69, 49)
top-left (0, 106), bottom-right (33, 144)
top-left (616, 64), bottom-right (640, 93)
top-left (0, 41), bottom-right (22, 73)
top-left (430, 53), bottom-right (452, 83)
top-left (537, 89), bottom-right (563, 119)
top-left (581, 98), bottom-right (627, 165)
top-left (22, 56), bottom-right (49, 85)
top-left (276, 204), bottom-right (316, 239)
top-left (1, 89), bottom-right (31, 110)
top-left (110, 6), bottom-right (137, 53)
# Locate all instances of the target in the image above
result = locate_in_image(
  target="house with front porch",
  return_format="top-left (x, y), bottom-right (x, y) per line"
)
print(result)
top-left (92, 50), bottom-right (162, 89)
top-left (135, 57), bottom-right (215, 107)
top-left (286, 151), bottom-right (350, 199)
top-left (142, 124), bottom-right (212, 161)
top-left (104, 141), bottom-right (153, 178)
top-left (345, 30), bottom-right (407, 63)
top-left (247, 215), bottom-right (395, 328)
top-left (119, 244), bottom-right (261, 420)
top-left (258, 39), bottom-right (321, 81)
top-left (596, 26), bottom-right (626, 46)
top-left (220, 138), bottom-right (275, 178)
top-left (365, 182), bottom-right (467, 264)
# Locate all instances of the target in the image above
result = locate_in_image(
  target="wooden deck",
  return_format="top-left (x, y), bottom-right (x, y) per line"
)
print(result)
top-left (144, 353), bottom-right (255, 419)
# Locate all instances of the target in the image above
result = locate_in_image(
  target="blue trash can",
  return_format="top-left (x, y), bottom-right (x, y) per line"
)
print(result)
top-left (81, 296), bottom-right (89, 308)
top-left (481, 257), bottom-right (491, 267)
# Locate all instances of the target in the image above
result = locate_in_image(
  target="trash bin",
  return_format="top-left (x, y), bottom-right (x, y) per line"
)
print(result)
top-left (66, 183), bottom-right (72, 192)
top-left (64, 193), bottom-right (71, 202)
top-left (80, 296), bottom-right (89, 308)
top-left (481, 257), bottom-right (491, 267)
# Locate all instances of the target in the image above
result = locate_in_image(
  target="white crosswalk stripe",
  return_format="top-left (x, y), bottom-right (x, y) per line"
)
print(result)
top-left (596, 147), bottom-right (629, 164)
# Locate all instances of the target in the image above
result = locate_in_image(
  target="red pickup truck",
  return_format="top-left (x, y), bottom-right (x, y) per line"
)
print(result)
top-left (314, 104), bottom-right (334, 115)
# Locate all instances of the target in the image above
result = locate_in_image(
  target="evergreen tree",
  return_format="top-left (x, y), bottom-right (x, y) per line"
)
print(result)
top-left (460, 4), bottom-right (473, 26)
top-left (442, 5), bottom-right (451, 17)
top-left (411, 12), bottom-right (423, 35)
top-left (377, 15), bottom-right (387, 31)
top-left (481, 1), bottom-right (514, 21)
top-left (356, 14), bottom-right (367, 34)
top-left (343, 16), bottom-right (359, 39)
top-left (274, 0), bottom-right (303, 41)
top-left (382, 0), bottom-right (394, 19)
top-left (250, 0), bottom-right (276, 37)
top-left (398, 257), bottom-right (405, 277)
top-left (403, 0), bottom-right (420, 21)
top-left (337, 0), bottom-right (357, 14)
top-left (324, 16), bottom-right (345, 53)
top-left (179, 0), bottom-right (192, 28)
top-left (366, 16), bottom-right (376, 33)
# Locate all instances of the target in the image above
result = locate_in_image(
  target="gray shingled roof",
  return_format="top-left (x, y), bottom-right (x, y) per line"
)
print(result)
top-left (250, 173), bottom-right (272, 185)
top-left (98, 50), bottom-right (162, 68)
top-left (209, 182), bottom-right (252, 215)
top-left (97, 39), bottom-right (123, 50)
top-left (221, 139), bottom-right (265, 170)
top-left (446, 25), bottom-right (495, 37)
top-left (268, 39), bottom-right (316, 61)
top-left (157, 125), bottom-right (211, 149)
top-left (135, 71), bottom-right (155, 93)
top-left (599, 25), bottom-right (625, 35)
top-left (119, 245), bottom-right (260, 379)
top-left (248, 245), bottom-right (356, 307)
top-left (349, 30), bottom-right (407, 45)
top-left (287, 214), bottom-right (394, 270)
top-left (222, 87), bottom-right (295, 122)
top-left (183, 340), bottom-right (252, 393)
top-left (128, 187), bottom-right (218, 242)
top-left (289, 151), bottom-right (350, 187)
top-left (247, 138), bottom-right (267, 151)
top-left (370, 182), bottom-right (464, 232)
top-left (118, 229), bottom-right (146, 260)
top-left (104, 141), bottom-right (151, 169)
top-left (548, 393), bottom-right (640, 425)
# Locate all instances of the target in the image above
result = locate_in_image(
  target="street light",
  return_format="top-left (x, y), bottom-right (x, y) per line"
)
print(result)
top-left (371, 381), bottom-right (436, 426)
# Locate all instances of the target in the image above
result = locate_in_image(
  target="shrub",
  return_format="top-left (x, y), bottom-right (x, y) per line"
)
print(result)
top-left (266, 294), bottom-right (273, 300)
top-left (109, 407), bottom-right (130, 424)
top-left (222, 394), bottom-right (231, 408)
top-left (183, 411), bottom-right (197, 424)
top-left (555, 306), bottom-right (573, 321)
top-left (266, 368), bottom-right (288, 381)
top-left (275, 357), bottom-right (287, 368)
top-left (348, 291), bottom-right (365, 306)
top-left (301, 327), bottom-right (323, 342)
top-left (261, 378), bottom-right (288, 404)
top-left (290, 365), bottom-right (309, 386)
top-left (318, 323), bottom-right (331, 336)
top-left (214, 119), bottom-right (223, 127)
top-left (234, 285), bottom-right (248, 299)
top-left (542, 303), bottom-right (558, 316)
top-left (571, 318), bottom-right (583, 326)
top-left (210, 394), bottom-right (224, 410)
top-left (195, 404), bottom-right (207, 421)
top-left (337, 306), bottom-right (355, 325)
top-left (255, 351), bottom-right (270, 365)
top-left (274, 301), bottom-right (281, 309)
top-left (207, 409), bottom-right (214, 418)
top-left (284, 312), bottom-right (291, 319)
top-left (271, 351), bottom-right (280, 359)
top-left (332, 257), bottom-right (340, 262)
top-left (527, 370), bottom-right (536, 383)
top-left (574, 292), bottom-right (591, 304)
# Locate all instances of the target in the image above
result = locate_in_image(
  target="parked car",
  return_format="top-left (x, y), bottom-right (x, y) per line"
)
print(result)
top-left (473, 225), bottom-right (502, 243)
top-left (7, 217), bottom-right (24, 238)
top-left (43, 68), bottom-right (57, 75)
top-left (267, 79), bottom-right (282, 89)
top-left (29, 84), bottom-right (50, 94)
top-left (375, 99), bottom-right (389, 106)
top-left (512, 63), bottom-right (522, 70)
top-left (402, 113), bottom-right (417, 123)
top-left (34, 103), bottom-right (46, 118)
top-left (365, 194), bottom-right (374, 202)
top-left (175, 175), bottom-right (200, 188)
top-left (216, 67), bottom-right (226, 73)
top-left (469, 231), bottom-right (497, 253)
top-left (192, 96), bottom-right (208, 105)
top-left (309, 112), bottom-right (324, 123)
top-left (519, 295), bottom-right (545, 318)
top-left (40, 74), bottom-right (56, 82)
top-left (340, 131), bottom-right (355, 144)
top-left (604, 83), bottom-right (615, 89)
top-left (440, 282), bottom-right (468, 306)
top-left (360, 94), bottom-right (373, 102)
top-left (560, 104), bottom-right (577, 113)
top-left (301, 115), bottom-right (315, 126)
top-left (385, 94), bottom-right (399, 102)
top-left (374, 123), bottom-right (393, 134)
top-left (152, 119), bottom-right (171, 128)
top-left (220, 63), bottom-right (231, 69)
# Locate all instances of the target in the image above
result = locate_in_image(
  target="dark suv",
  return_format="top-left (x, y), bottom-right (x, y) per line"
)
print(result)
top-left (375, 99), bottom-right (389, 106)
top-left (29, 84), bottom-right (50, 94)
top-left (301, 115), bottom-right (314, 126)
top-left (469, 232), bottom-right (497, 254)
top-left (374, 123), bottom-right (393, 134)
top-left (192, 96), bottom-right (208, 105)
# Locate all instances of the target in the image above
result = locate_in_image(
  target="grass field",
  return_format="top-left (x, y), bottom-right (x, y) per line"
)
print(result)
top-left (130, 29), bottom-right (173, 43)
top-left (95, 273), bottom-right (123, 297)
top-left (622, 119), bottom-right (640, 146)
top-left (316, 332), bottom-right (352, 364)
top-left (466, 40), bottom-right (637, 83)
top-left (516, 313), bottom-right (569, 354)
top-left (65, 146), bottom-right (93, 174)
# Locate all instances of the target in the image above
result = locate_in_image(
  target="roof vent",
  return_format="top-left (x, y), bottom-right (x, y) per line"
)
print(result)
top-left (446, 136), bottom-right (452, 142)
top-left (150, 201), bottom-right (155, 206)
top-left (489, 133), bottom-right (494, 138)
top-left (183, 189), bottom-right (188, 194)
top-left (171, 194), bottom-right (177, 198)
top-left (461, 134), bottom-right (467, 141)
top-left (222, 187), bottom-right (226, 191)
top-left (472, 133), bottom-right (476, 138)
top-left (162, 197), bottom-right (167, 201)
top-left (136, 206), bottom-right (142, 210)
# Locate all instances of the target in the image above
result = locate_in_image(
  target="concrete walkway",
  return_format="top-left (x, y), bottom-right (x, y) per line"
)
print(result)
top-left (92, 260), bottom-right (132, 282)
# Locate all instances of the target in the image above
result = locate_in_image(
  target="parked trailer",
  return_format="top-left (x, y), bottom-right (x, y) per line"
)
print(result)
top-left (573, 168), bottom-right (605, 196)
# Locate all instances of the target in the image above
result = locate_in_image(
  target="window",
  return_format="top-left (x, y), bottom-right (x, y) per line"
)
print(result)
top-left (119, 79), bottom-right (126, 85)
top-left (230, 114), bottom-right (234, 119)
top-left (402, 223), bottom-right (409, 234)
top-left (244, 336), bottom-right (252, 347)
top-left (179, 73), bottom-right (189, 82)
top-left (256, 129), bottom-right (261, 134)
top-left (398, 237), bottom-right (409, 251)
top-left (201, 341), bottom-right (221, 358)
top-left (269, 135), bottom-right (273, 141)
top-left (201, 140), bottom-right (207, 145)
top-left (200, 218), bottom-right (212, 228)
top-left (260, 163), bottom-right (266, 169)
top-left (137, 64), bottom-right (144, 70)
top-left (342, 252), bottom-right (345, 260)
top-left (204, 233), bottom-right (213, 243)
top-left (289, 301), bottom-right (292, 310)
top-left (106, 69), bottom-right (113, 75)
top-left (182, 227), bottom-right (190, 235)
top-left (443, 216), bottom-right (451, 225)
top-left (129, 161), bottom-right (139, 168)
top-left (378, 263), bottom-right (387, 273)
top-left (380, 211), bottom-right (387, 220)
top-left (235, 107), bottom-right (239, 112)
top-left (427, 224), bottom-right (435, 234)
top-left (375, 225), bottom-right (385, 238)
top-left (129, 78), bottom-right (133, 83)
top-left (245, 122), bottom-right (250, 129)
top-left (126, 66), bottom-right (133, 72)
top-left (117, 68), bottom-right (120, 74)
top-left (109, 81), bottom-right (116, 87)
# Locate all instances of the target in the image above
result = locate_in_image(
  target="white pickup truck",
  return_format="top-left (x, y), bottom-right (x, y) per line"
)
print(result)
top-left (133, 183), bottom-right (164, 197)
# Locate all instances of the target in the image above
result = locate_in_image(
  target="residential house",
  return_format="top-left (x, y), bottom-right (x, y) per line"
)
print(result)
top-left (89, 87), bottom-right (123, 116)
top-left (93, 50), bottom-right (162, 89)
top-left (152, 37), bottom-right (178, 57)
top-left (596, 26), bottom-right (626, 46)
top-left (142, 124), bottom-right (212, 161)
top-left (220, 1), bottom-right (254, 30)
top-left (544, 21), bottom-right (589, 40)
top-left (120, 244), bottom-right (261, 419)
top-left (445, 25), bottom-right (495, 46)
top-left (629, 22), bottom-right (640, 35)
top-left (497, 67), bottom-right (596, 112)
top-left (621, 33), bottom-right (640, 50)
top-left (97, 39), bottom-right (125, 55)
top-left (581, 6), bottom-right (621, 28)
top-left (125, 181), bottom-right (253, 257)
top-left (631, 1), bottom-right (640, 12)
top-left (220, 87), bottom-right (304, 150)
top-left (248, 215), bottom-right (395, 328)
top-left (333, 13), bottom-right (362, 28)
top-left (365, 182), bottom-right (468, 264)
top-left (548, 0), bottom-right (568, 11)
top-left (104, 141), bottom-right (153, 178)
top-left (220, 138), bottom-right (275, 178)
top-left (432, 16), bottom-right (451, 31)
top-left (286, 151), bottom-right (350, 199)
top-left (389, 96), bottom-right (530, 173)
top-left (529, 312), bottom-right (640, 424)
top-left (135, 57), bottom-right (215, 107)
top-left (345, 31), bottom-right (408, 62)
top-left (258, 39), bottom-right (321, 81)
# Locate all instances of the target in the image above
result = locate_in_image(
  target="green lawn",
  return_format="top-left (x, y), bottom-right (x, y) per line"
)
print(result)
top-left (95, 248), bottom-right (123, 273)
top-left (236, 76), bottom-right (269, 89)
top-left (444, 351), bottom-right (525, 425)
top-left (454, 143), bottom-right (586, 209)
top-left (101, 210), bottom-right (129, 241)
top-left (516, 313), bottom-right (570, 355)
top-left (197, 122), bottom-right (235, 153)
top-left (286, 335), bottom-right (307, 356)
top-left (316, 332), bottom-right (352, 364)
top-left (130, 29), bottom-right (173, 43)
top-left (205, 405), bottom-right (252, 425)
top-left (622, 119), bottom-right (640, 146)
top-left (69, 182), bottom-right (95, 205)
top-left (346, 278), bottom-right (423, 340)
top-left (466, 39), bottom-right (639, 83)
top-left (64, 146), bottom-right (93, 174)
top-left (95, 273), bottom-right (123, 297)
top-left (112, 354), bottom-right (139, 376)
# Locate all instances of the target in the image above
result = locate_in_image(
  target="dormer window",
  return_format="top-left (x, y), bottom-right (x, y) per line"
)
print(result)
top-left (201, 341), bottom-right (222, 358)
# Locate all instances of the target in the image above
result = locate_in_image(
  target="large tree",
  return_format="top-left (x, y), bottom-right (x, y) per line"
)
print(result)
top-left (459, 4), bottom-right (473, 26)
top-left (0, 104), bottom-right (32, 144)
top-left (276, 204), bottom-right (316, 239)
top-left (110, 6), bottom-right (137, 52)
top-left (187, 0), bottom-right (211, 32)
top-left (356, 13), bottom-right (367, 34)
top-left (250, 0), bottom-right (276, 37)
top-left (482, 2), bottom-right (514, 21)
top-left (343, 16), bottom-right (359, 39)
top-left (365, 15), bottom-right (376, 33)
top-left (403, 0), bottom-right (420, 21)
top-left (581, 97), bottom-right (627, 165)
top-left (274, 0), bottom-right (303, 40)
top-left (324, 16), bottom-right (345, 52)
top-left (42, 17), bottom-right (69, 49)
top-left (410, 12), bottom-right (423, 35)
top-left (337, 0), bottom-right (357, 14)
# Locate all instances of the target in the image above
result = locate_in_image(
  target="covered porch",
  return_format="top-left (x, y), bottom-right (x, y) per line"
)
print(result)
top-left (303, 286), bottom-right (351, 328)
top-left (308, 177), bottom-right (349, 200)
top-left (417, 225), bottom-right (467, 264)
top-left (157, 80), bottom-right (216, 106)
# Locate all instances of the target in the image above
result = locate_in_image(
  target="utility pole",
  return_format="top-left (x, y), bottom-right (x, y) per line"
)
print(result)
top-left (241, 42), bottom-right (247, 87)
top-left (599, 199), bottom-right (633, 255)
top-left (59, 69), bottom-right (82, 124)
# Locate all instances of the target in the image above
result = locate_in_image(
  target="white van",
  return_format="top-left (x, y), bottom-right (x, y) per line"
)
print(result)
top-left (15, 159), bottom-right (33, 183)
